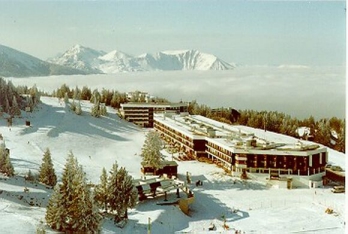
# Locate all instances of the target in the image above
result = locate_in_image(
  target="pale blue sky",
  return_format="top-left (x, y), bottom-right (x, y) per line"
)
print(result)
top-left (0, 0), bottom-right (345, 65)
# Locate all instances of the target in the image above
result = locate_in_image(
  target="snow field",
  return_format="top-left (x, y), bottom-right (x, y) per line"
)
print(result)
top-left (0, 96), bottom-right (345, 233)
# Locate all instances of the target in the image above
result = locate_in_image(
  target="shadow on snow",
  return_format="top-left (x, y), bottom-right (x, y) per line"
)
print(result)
top-left (18, 101), bottom-right (140, 142)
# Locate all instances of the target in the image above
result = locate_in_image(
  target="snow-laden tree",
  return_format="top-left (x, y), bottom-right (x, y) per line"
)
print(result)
top-left (0, 141), bottom-right (14, 177)
top-left (73, 86), bottom-right (81, 100)
top-left (1, 151), bottom-right (14, 176)
top-left (38, 148), bottom-right (57, 187)
top-left (75, 101), bottom-right (82, 115)
top-left (72, 165), bottom-right (102, 233)
top-left (70, 100), bottom-right (77, 112)
top-left (116, 167), bottom-right (138, 220)
top-left (141, 131), bottom-right (163, 170)
top-left (29, 84), bottom-right (40, 106)
top-left (45, 152), bottom-right (102, 233)
top-left (107, 162), bottom-right (138, 224)
top-left (91, 100), bottom-right (101, 118)
top-left (64, 92), bottom-right (69, 104)
top-left (11, 95), bottom-right (21, 116)
top-left (45, 184), bottom-right (65, 231)
top-left (107, 162), bottom-right (123, 222)
top-left (90, 89), bottom-right (101, 104)
top-left (0, 142), bottom-right (6, 168)
top-left (94, 167), bottom-right (109, 212)
top-left (100, 104), bottom-right (107, 116)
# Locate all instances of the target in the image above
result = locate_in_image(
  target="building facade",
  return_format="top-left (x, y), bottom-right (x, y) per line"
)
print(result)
top-left (120, 102), bottom-right (188, 128)
top-left (154, 113), bottom-right (328, 181)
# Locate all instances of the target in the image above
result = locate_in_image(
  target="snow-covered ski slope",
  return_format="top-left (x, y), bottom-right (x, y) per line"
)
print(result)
top-left (0, 97), bottom-right (345, 233)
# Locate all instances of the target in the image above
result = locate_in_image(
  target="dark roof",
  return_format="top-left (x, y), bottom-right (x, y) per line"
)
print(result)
top-left (141, 160), bottom-right (178, 168)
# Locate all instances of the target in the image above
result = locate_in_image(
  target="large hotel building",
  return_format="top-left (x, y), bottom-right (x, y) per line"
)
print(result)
top-left (120, 103), bottom-right (329, 187)
top-left (120, 103), bottom-right (188, 128)
top-left (153, 112), bottom-right (328, 186)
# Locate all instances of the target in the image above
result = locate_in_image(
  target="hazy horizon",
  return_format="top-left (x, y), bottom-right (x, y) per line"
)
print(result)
top-left (0, 0), bottom-right (345, 66)
top-left (5, 66), bottom-right (345, 120)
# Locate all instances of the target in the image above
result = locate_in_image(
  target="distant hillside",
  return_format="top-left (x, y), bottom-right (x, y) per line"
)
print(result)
top-left (0, 44), bottom-right (88, 77)
top-left (49, 45), bottom-right (235, 73)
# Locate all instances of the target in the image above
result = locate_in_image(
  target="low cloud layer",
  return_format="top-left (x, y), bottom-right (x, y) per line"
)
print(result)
top-left (7, 66), bottom-right (345, 119)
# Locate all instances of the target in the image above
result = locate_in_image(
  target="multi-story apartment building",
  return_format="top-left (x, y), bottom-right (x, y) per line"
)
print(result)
top-left (154, 113), bottom-right (328, 186)
top-left (120, 103), bottom-right (188, 128)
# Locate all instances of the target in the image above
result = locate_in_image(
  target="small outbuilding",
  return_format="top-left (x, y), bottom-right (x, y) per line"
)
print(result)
top-left (141, 160), bottom-right (178, 178)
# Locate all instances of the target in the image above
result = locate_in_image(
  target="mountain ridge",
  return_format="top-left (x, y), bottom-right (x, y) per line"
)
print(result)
top-left (0, 44), bottom-right (88, 77)
top-left (49, 45), bottom-right (235, 73)
top-left (0, 44), bottom-right (235, 77)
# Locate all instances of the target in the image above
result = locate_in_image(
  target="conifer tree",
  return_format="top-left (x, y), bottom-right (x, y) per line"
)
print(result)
top-left (38, 148), bottom-right (57, 187)
top-left (2, 153), bottom-right (14, 176)
top-left (117, 167), bottom-right (138, 220)
top-left (0, 141), bottom-right (14, 177)
top-left (11, 95), bottom-right (21, 116)
top-left (72, 165), bottom-right (102, 233)
top-left (91, 100), bottom-right (101, 118)
top-left (64, 92), bottom-right (69, 104)
top-left (110, 91), bottom-right (121, 108)
top-left (70, 100), bottom-right (77, 112)
top-left (94, 167), bottom-right (109, 212)
top-left (141, 131), bottom-right (163, 170)
top-left (75, 101), bottom-right (82, 115)
top-left (45, 184), bottom-right (65, 231)
top-left (0, 143), bottom-right (5, 169)
top-left (107, 162), bottom-right (138, 224)
top-left (45, 152), bottom-right (101, 233)
top-left (25, 169), bottom-right (35, 182)
top-left (107, 162), bottom-right (124, 223)
top-left (100, 104), bottom-right (107, 116)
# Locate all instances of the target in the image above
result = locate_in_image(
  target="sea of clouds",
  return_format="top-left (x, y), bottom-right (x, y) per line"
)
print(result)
top-left (6, 66), bottom-right (345, 119)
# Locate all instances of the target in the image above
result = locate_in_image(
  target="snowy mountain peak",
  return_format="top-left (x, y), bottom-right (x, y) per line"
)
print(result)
top-left (71, 44), bottom-right (84, 52)
top-left (0, 44), bottom-right (86, 77)
top-left (49, 46), bottom-right (235, 73)
top-left (99, 50), bottom-right (132, 61)
top-left (48, 45), bottom-right (105, 73)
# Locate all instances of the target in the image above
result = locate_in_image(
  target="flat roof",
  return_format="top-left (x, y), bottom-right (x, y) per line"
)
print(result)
top-left (154, 113), bottom-right (326, 154)
top-left (141, 160), bottom-right (178, 167)
top-left (121, 102), bottom-right (187, 108)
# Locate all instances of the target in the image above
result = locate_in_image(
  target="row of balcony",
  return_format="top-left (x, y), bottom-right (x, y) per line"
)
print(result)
top-left (154, 122), bottom-right (194, 147)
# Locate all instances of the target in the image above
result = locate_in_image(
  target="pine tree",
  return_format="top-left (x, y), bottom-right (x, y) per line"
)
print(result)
top-left (91, 100), bottom-right (101, 118)
top-left (94, 167), bottom-right (109, 212)
top-left (71, 165), bottom-right (102, 233)
top-left (73, 86), bottom-right (81, 100)
top-left (38, 148), bottom-right (57, 187)
top-left (141, 131), bottom-right (163, 170)
top-left (11, 95), bottom-right (21, 116)
top-left (107, 162), bottom-right (138, 224)
top-left (45, 152), bottom-right (101, 233)
top-left (64, 92), bottom-right (69, 104)
top-left (0, 142), bottom-right (5, 170)
top-left (25, 169), bottom-right (35, 182)
top-left (2, 152), bottom-right (14, 176)
top-left (70, 100), bottom-right (77, 112)
top-left (100, 104), bottom-right (107, 116)
top-left (0, 141), bottom-right (14, 177)
top-left (29, 84), bottom-right (40, 106)
top-left (117, 167), bottom-right (138, 220)
top-left (75, 101), bottom-right (82, 115)
top-left (107, 162), bottom-right (123, 223)
top-left (110, 91), bottom-right (121, 108)
top-left (81, 86), bottom-right (92, 100)
top-left (45, 184), bottom-right (65, 231)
